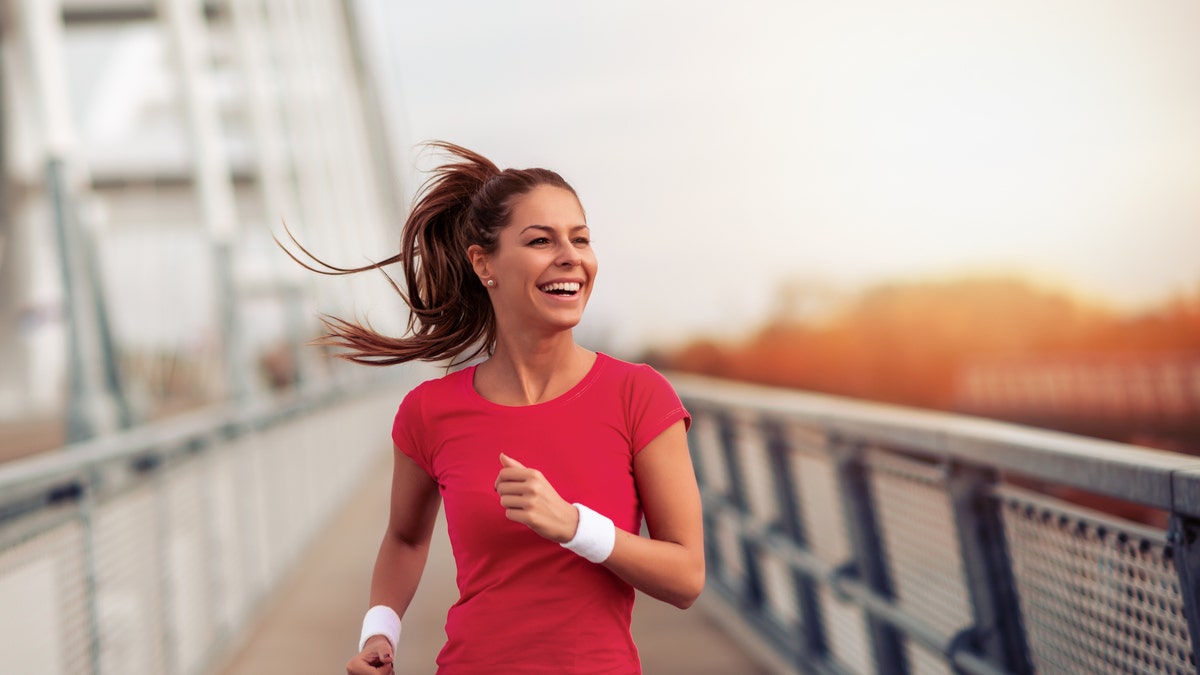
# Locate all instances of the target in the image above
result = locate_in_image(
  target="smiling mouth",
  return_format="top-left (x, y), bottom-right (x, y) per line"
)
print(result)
top-left (539, 281), bottom-right (582, 296)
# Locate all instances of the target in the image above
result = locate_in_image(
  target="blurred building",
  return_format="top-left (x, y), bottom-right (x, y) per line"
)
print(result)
top-left (0, 0), bottom-right (408, 448)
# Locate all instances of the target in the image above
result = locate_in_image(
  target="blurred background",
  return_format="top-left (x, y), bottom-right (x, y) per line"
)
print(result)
top-left (4, 0), bottom-right (1199, 458)
top-left (374, 1), bottom-right (1200, 455)
top-left (3, 2), bottom-right (1200, 675)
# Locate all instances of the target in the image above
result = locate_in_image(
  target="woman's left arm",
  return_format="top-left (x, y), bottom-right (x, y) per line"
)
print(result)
top-left (604, 419), bottom-right (705, 608)
top-left (495, 419), bottom-right (705, 608)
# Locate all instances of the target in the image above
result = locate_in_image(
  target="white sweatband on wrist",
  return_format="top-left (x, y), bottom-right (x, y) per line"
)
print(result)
top-left (358, 605), bottom-right (401, 652)
top-left (560, 503), bottom-right (616, 563)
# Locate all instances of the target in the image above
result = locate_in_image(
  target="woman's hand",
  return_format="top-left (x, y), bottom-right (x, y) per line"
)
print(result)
top-left (346, 635), bottom-right (393, 675)
top-left (494, 453), bottom-right (580, 543)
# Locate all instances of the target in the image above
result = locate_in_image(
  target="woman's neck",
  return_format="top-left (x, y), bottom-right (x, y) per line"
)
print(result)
top-left (476, 333), bottom-right (595, 406)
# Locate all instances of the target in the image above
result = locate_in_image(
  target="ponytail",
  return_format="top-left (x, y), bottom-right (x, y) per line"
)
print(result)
top-left (280, 141), bottom-right (578, 367)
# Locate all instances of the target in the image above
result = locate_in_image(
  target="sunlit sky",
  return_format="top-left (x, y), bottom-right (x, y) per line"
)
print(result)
top-left (359, 0), bottom-right (1200, 353)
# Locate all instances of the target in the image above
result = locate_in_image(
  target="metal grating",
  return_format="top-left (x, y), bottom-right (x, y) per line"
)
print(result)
top-left (0, 385), bottom-right (409, 675)
top-left (908, 642), bottom-right (954, 675)
top-left (793, 452), bottom-right (850, 566)
top-left (691, 413), bottom-right (731, 497)
top-left (210, 446), bottom-right (251, 633)
top-left (0, 520), bottom-right (90, 675)
top-left (792, 449), bottom-right (876, 674)
top-left (241, 435), bottom-right (275, 595)
top-left (164, 455), bottom-right (216, 675)
top-left (1001, 493), bottom-right (1195, 675)
top-left (731, 413), bottom-right (796, 631)
top-left (732, 414), bottom-right (781, 524)
top-left (714, 510), bottom-right (747, 591)
top-left (756, 548), bottom-right (800, 626)
top-left (867, 450), bottom-right (973, 675)
top-left (93, 487), bottom-right (168, 675)
top-left (818, 585), bottom-right (875, 675)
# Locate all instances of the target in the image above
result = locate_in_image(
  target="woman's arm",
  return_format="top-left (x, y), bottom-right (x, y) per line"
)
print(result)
top-left (495, 420), bottom-right (705, 609)
top-left (604, 420), bottom-right (705, 608)
top-left (348, 445), bottom-right (441, 674)
top-left (370, 444), bottom-right (442, 611)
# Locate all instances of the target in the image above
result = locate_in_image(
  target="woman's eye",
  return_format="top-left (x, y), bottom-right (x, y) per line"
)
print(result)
top-left (528, 237), bottom-right (550, 246)
top-left (573, 238), bottom-right (591, 246)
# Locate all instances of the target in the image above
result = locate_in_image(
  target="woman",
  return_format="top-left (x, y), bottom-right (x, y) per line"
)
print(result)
top-left (313, 143), bottom-right (704, 674)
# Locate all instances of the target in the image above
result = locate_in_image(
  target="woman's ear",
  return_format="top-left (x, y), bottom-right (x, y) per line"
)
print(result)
top-left (467, 244), bottom-right (491, 280)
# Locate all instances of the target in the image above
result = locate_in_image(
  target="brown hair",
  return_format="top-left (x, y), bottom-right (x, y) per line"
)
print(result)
top-left (280, 141), bottom-right (580, 366)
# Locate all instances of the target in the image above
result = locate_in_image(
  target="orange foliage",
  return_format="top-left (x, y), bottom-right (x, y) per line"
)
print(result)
top-left (661, 277), bottom-right (1200, 411)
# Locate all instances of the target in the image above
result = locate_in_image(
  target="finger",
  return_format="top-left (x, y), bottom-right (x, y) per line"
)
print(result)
top-left (495, 467), bottom-right (529, 482)
top-left (495, 472), bottom-right (526, 494)
top-left (499, 452), bottom-right (526, 469)
top-left (503, 506), bottom-right (530, 524)
top-left (497, 484), bottom-right (535, 505)
top-left (347, 653), bottom-right (388, 675)
top-left (365, 650), bottom-right (393, 668)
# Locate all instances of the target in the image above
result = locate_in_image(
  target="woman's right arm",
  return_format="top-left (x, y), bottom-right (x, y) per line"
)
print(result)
top-left (347, 445), bottom-right (442, 675)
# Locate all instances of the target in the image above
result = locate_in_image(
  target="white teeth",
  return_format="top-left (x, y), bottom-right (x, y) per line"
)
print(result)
top-left (540, 282), bottom-right (581, 293)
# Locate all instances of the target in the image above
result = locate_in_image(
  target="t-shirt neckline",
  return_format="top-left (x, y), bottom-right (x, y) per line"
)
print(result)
top-left (464, 352), bottom-right (609, 411)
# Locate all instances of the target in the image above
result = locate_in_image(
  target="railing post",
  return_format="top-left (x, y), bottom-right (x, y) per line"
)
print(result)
top-left (763, 419), bottom-right (826, 664)
top-left (685, 408), bottom-right (722, 583)
top-left (154, 468), bottom-right (179, 675)
top-left (1168, 514), bottom-right (1200, 671)
top-left (946, 463), bottom-right (1032, 674)
top-left (831, 436), bottom-right (907, 675)
top-left (716, 411), bottom-right (765, 611)
top-left (80, 475), bottom-right (103, 675)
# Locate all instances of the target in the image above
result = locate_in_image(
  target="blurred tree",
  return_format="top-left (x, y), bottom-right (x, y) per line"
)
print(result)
top-left (662, 275), bottom-right (1199, 412)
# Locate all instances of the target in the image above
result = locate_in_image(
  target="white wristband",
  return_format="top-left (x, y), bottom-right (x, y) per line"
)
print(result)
top-left (358, 605), bottom-right (402, 652)
top-left (560, 503), bottom-right (616, 563)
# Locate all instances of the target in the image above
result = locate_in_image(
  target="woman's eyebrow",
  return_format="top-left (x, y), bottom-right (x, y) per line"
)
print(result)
top-left (520, 224), bottom-right (590, 234)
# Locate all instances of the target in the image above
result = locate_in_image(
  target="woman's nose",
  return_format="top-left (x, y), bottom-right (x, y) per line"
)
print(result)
top-left (557, 245), bottom-right (581, 266)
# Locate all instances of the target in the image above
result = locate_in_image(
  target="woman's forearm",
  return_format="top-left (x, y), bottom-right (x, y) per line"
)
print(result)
top-left (602, 529), bottom-right (705, 608)
top-left (608, 420), bottom-right (706, 608)
top-left (369, 529), bottom-right (434, 615)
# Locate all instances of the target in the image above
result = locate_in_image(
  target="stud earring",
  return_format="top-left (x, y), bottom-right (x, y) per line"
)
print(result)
top-left (486, 279), bottom-right (495, 287)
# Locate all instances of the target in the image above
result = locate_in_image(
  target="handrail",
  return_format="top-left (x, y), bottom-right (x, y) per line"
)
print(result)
top-left (672, 372), bottom-right (1200, 514)
top-left (673, 373), bottom-right (1200, 675)
top-left (0, 382), bottom-right (359, 523)
top-left (1, 383), bottom-right (334, 475)
top-left (0, 371), bottom-right (420, 675)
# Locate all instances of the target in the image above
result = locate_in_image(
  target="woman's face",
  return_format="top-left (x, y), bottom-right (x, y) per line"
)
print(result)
top-left (473, 185), bottom-right (597, 335)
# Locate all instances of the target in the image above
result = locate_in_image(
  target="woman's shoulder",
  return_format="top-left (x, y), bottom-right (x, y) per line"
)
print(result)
top-left (594, 352), bottom-right (674, 389)
top-left (401, 364), bottom-right (474, 407)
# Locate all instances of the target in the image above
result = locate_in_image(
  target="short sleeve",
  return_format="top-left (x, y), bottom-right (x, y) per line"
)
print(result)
top-left (391, 383), bottom-right (433, 476)
top-left (627, 364), bottom-right (691, 454)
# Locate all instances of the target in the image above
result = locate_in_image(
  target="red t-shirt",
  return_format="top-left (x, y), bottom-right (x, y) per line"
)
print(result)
top-left (391, 352), bottom-right (690, 674)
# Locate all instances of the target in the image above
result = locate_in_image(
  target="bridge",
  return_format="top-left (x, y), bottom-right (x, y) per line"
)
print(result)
top-left (5, 370), bottom-right (1200, 674)
top-left (3, 2), bottom-right (1200, 674)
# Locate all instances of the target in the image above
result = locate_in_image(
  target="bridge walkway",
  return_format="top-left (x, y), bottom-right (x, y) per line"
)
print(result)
top-left (214, 456), bottom-right (780, 675)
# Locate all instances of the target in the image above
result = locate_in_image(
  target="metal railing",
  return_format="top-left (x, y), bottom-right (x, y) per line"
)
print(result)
top-left (0, 369), bottom-right (425, 675)
top-left (675, 373), bottom-right (1200, 675)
